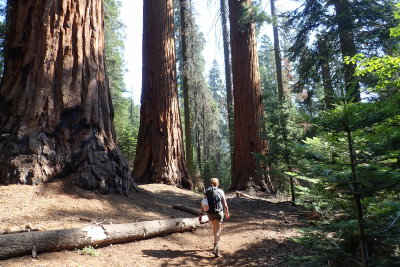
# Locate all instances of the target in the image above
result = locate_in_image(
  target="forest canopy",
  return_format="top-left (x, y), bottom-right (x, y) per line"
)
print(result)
top-left (0, 0), bottom-right (398, 266)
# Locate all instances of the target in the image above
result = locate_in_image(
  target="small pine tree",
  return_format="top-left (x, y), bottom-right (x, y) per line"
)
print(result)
top-left (289, 7), bottom-right (400, 265)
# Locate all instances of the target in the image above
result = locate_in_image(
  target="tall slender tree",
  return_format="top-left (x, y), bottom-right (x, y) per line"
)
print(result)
top-left (270, 0), bottom-right (284, 103)
top-left (331, 0), bottom-right (360, 102)
top-left (0, 0), bottom-right (133, 194)
top-left (0, 1), bottom-right (7, 76)
top-left (104, 0), bottom-right (139, 164)
top-left (208, 60), bottom-right (231, 187)
top-left (179, 0), bottom-right (195, 179)
top-left (228, 0), bottom-right (274, 192)
top-left (132, 0), bottom-right (192, 189)
top-left (317, 36), bottom-right (335, 109)
top-left (287, 0), bottom-right (397, 104)
top-left (269, 0), bottom-right (295, 201)
top-left (220, 0), bottom-right (234, 180)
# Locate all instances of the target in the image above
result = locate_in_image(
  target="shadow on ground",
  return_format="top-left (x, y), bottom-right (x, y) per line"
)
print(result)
top-left (40, 181), bottom-right (203, 224)
top-left (141, 237), bottom-right (309, 267)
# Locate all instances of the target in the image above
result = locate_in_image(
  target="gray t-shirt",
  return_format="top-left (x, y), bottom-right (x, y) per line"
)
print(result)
top-left (217, 188), bottom-right (225, 200)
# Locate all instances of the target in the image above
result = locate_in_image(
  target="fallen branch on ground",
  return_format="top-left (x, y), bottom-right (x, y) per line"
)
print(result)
top-left (235, 191), bottom-right (269, 201)
top-left (173, 204), bottom-right (200, 216)
top-left (278, 211), bottom-right (291, 224)
top-left (0, 217), bottom-right (200, 260)
top-left (172, 204), bottom-right (209, 224)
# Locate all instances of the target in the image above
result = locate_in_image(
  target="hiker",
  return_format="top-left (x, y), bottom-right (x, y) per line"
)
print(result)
top-left (199, 178), bottom-right (230, 257)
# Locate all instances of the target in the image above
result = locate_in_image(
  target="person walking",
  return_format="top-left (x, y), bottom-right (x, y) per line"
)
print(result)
top-left (199, 178), bottom-right (230, 257)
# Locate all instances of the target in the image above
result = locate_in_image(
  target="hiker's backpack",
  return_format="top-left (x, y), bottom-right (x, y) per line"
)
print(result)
top-left (205, 186), bottom-right (223, 213)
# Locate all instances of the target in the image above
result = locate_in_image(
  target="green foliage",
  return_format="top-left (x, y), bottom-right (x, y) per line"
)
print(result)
top-left (289, 10), bottom-right (400, 263)
top-left (175, 3), bottom-right (230, 189)
top-left (115, 97), bottom-right (140, 165)
top-left (287, 0), bottom-right (399, 106)
top-left (258, 35), bottom-right (304, 192)
top-left (347, 54), bottom-right (400, 92)
top-left (291, 96), bottom-right (400, 265)
top-left (104, 0), bottom-right (126, 99)
top-left (209, 60), bottom-right (226, 107)
top-left (79, 246), bottom-right (100, 257)
top-left (390, 4), bottom-right (400, 40)
top-left (207, 60), bottom-right (231, 190)
top-left (0, 1), bottom-right (7, 76)
top-left (344, 4), bottom-right (400, 96)
top-left (238, 0), bottom-right (269, 32)
top-left (104, 0), bottom-right (139, 164)
top-left (288, 228), bottom-right (362, 266)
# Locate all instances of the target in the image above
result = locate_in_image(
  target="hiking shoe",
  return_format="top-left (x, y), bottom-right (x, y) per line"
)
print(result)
top-left (213, 243), bottom-right (221, 257)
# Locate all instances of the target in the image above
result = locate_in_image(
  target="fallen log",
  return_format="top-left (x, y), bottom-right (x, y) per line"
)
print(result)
top-left (173, 204), bottom-right (201, 216)
top-left (235, 191), bottom-right (271, 201)
top-left (0, 217), bottom-right (199, 260)
top-left (172, 204), bottom-right (209, 224)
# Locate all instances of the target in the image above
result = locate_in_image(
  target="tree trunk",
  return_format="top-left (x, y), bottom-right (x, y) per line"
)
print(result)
top-left (220, 0), bottom-right (234, 182)
top-left (195, 129), bottom-right (202, 172)
top-left (346, 129), bottom-right (370, 267)
top-left (317, 36), bottom-right (335, 109)
top-left (228, 0), bottom-right (274, 193)
top-left (270, 0), bottom-right (284, 103)
top-left (172, 205), bottom-right (210, 223)
top-left (271, 0), bottom-right (291, 198)
top-left (179, 0), bottom-right (195, 179)
top-left (133, 0), bottom-right (192, 189)
top-left (0, 218), bottom-right (200, 260)
top-left (332, 0), bottom-right (361, 102)
top-left (0, 0), bottom-right (133, 194)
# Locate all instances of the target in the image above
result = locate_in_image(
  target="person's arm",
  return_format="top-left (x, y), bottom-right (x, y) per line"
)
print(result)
top-left (222, 196), bottom-right (230, 219)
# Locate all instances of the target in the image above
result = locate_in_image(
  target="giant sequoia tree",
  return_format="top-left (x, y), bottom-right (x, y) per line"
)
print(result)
top-left (132, 0), bottom-right (192, 189)
top-left (229, 0), bottom-right (274, 192)
top-left (0, 0), bottom-right (133, 194)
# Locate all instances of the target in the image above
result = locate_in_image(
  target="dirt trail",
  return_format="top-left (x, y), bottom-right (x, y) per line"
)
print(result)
top-left (0, 182), bottom-right (307, 266)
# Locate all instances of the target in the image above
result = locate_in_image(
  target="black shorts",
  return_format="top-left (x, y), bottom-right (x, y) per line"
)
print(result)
top-left (207, 211), bottom-right (224, 222)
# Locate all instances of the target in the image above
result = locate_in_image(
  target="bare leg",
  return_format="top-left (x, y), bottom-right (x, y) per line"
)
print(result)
top-left (210, 220), bottom-right (222, 256)
top-left (213, 221), bottom-right (222, 244)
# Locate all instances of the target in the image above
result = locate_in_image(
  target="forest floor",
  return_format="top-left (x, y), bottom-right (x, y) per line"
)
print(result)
top-left (0, 182), bottom-right (311, 267)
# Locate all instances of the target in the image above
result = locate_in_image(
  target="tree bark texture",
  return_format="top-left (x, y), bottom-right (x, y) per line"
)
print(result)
top-left (271, 0), bottom-right (291, 197)
top-left (173, 204), bottom-right (210, 223)
top-left (179, 0), bottom-right (195, 179)
top-left (332, 0), bottom-right (361, 102)
top-left (0, 0), bottom-right (133, 194)
top-left (133, 0), bottom-right (192, 189)
top-left (173, 204), bottom-right (201, 216)
top-left (0, 218), bottom-right (200, 260)
top-left (228, 0), bottom-right (274, 193)
top-left (317, 37), bottom-right (335, 109)
top-left (270, 0), bottom-right (284, 103)
top-left (220, 0), bottom-right (234, 181)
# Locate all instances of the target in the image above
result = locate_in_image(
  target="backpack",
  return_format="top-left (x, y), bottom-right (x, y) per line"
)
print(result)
top-left (205, 186), bottom-right (223, 213)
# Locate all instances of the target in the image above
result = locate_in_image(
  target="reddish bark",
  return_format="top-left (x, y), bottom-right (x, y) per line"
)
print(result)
top-left (228, 0), bottom-right (274, 192)
top-left (0, 0), bottom-right (134, 194)
top-left (132, 0), bottom-right (192, 189)
top-left (270, 0), bottom-right (284, 103)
